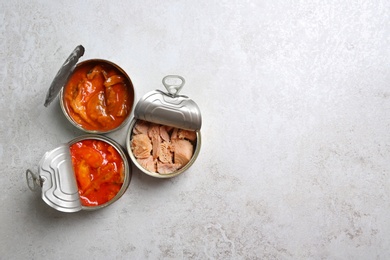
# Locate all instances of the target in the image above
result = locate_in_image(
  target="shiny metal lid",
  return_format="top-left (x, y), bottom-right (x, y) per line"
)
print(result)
top-left (38, 145), bottom-right (82, 213)
top-left (44, 45), bottom-right (85, 107)
top-left (134, 75), bottom-right (202, 131)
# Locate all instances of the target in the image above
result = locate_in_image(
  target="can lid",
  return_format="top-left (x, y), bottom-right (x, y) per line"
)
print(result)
top-left (44, 45), bottom-right (85, 107)
top-left (134, 75), bottom-right (202, 131)
top-left (38, 145), bottom-right (82, 213)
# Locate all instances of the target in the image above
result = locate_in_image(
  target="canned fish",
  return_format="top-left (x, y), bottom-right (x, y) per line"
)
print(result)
top-left (26, 135), bottom-right (131, 212)
top-left (60, 59), bottom-right (135, 133)
top-left (44, 46), bottom-right (135, 134)
top-left (126, 75), bottom-right (202, 178)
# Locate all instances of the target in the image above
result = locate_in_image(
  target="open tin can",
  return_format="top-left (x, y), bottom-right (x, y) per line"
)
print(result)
top-left (26, 135), bottom-right (131, 212)
top-left (44, 45), bottom-right (135, 134)
top-left (126, 75), bottom-right (202, 178)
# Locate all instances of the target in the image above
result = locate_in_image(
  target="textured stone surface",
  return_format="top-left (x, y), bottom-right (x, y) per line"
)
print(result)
top-left (1, 0), bottom-right (390, 259)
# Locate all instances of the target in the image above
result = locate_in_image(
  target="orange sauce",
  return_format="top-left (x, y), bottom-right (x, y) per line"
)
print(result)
top-left (70, 139), bottom-right (125, 206)
top-left (63, 61), bottom-right (133, 131)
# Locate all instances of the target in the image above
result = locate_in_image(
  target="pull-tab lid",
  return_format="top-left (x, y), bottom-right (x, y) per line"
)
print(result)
top-left (134, 75), bottom-right (202, 131)
top-left (38, 145), bottom-right (82, 213)
top-left (44, 45), bottom-right (85, 107)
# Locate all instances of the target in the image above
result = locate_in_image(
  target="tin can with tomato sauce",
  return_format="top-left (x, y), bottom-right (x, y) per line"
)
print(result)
top-left (126, 75), bottom-right (202, 178)
top-left (26, 135), bottom-right (131, 212)
top-left (59, 59), bottom-right (135, 134)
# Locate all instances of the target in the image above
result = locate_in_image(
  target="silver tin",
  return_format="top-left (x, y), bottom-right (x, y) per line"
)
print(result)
top-left (126, 75), bottom-right (202, 178)
top-left (59, 59), bottom-right (135, 134)
top-left (26, 135), bottom-right (131, 213)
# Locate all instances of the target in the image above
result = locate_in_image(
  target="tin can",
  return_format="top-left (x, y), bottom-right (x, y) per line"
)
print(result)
top-left (59, 59), bottom-right (135, 134)
top-left (126, 75), bottom-right (202, 178)
top-left (26, 135), bottom-right (131, 212)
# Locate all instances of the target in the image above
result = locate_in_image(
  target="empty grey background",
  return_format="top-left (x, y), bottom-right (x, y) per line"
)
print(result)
top-left (1, 0), bottom-right (390, 259)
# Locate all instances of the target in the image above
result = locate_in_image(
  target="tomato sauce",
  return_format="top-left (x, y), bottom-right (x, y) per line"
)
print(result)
top-left (70, 139), bottom-right (125, 206)
top-left (63, 61), bottom-right (133, 132)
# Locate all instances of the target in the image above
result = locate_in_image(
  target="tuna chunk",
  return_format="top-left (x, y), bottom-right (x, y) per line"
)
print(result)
top-left (171, 128), bottom-right (178, 141)
top-left (178, 129), bottom-right (197, 141)
top-left (138, 156), bottom-right (157, 172)
top-left (173, 139), bottom-right (193, 166)
top-left (159, 125), bottom-right (170, 142)
top-left (148, 124), bottom-right (161, 160)
top-left (158, 141), bottom-right (173, 164)
top-left (131, 134), bottom-right (152, 159)
top-left (157, 162), bottom-right (181, 174)
top-left (133, 120), bottom-right (149, 135)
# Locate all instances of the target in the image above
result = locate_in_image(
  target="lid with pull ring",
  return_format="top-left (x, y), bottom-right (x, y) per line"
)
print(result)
top-left (133, 75), bottom-right (202, 131)
top-left (26, 145), bottom-right (82, 212)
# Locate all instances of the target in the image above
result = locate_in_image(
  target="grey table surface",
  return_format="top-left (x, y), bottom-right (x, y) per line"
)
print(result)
top-left (1, 1), bottom-right (390, 259)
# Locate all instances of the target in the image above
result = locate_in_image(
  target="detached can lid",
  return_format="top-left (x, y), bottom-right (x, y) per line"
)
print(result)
top-left (134, 75), bottom-right (202, 131)
top-left (38, 145), bottom-right (82, 213)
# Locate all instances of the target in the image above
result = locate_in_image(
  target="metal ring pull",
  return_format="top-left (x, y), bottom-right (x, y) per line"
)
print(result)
top-left (25, 169), bottom-right (43, 191)
top-left (162, 75), bottom-right (185, 97)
